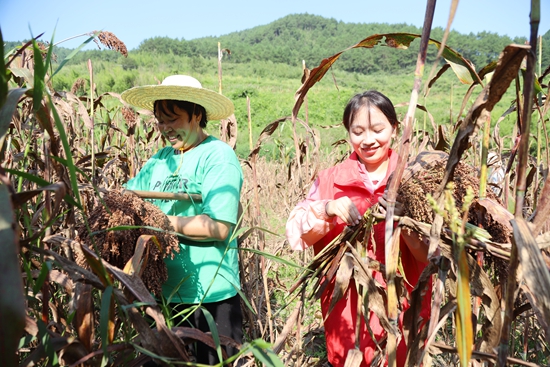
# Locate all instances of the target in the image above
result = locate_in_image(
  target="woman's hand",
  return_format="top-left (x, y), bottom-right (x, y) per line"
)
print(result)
top-left (325, 197), bottom-right (362, 226)
top-left (378, 193), bottom-right (429, 262)
top-left (378, 193), bottom-right (404, 217)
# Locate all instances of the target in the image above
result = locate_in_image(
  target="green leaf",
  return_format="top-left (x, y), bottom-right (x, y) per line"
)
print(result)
top-left (50, 33), bottom-right (98, 80)
top-left (100, 286), bottom-right (113, 356)
top-left (228, 281), bottom-right (257, 316)
top-left (200, 307), bottom-right (224, 363)
top-left (18, 334), bottom-right (36, 349)
top-left (48, 94), bottom-right (82, 207)
top-left (247, 340), bottom-right (284, 367)
top-left (0, 28), bottom-right (8, 109)
top-left (0, 88), bottom-right (28, 144)
top-left (31, 40), bottom-right (46, 113)
top-left (239, 247), bottom-right (305, 270)
top-left (165, 275), bottom-right (192, 305)
top-left (32, 261), bottom-right (52, 295)
top-left (4, 167), bottom-right (50, 187)
top-left (37, 319), bottom-right (59, 365)
top-left (43, 28), bottom-right (56, 78)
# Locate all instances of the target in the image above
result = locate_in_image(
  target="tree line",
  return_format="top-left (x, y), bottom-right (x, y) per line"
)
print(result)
top-left (135, 14), bottom-right (549, 74)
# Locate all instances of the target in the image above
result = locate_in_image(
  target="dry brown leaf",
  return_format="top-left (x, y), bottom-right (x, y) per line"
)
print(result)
top-left (326, 252), bottom-right (354, 317)
top-left (74, 283), bottom-right (94, 352)
top-left (343, 348), bottom-right (363, 367)
top-left (511, 218), bottom-right (550, 338)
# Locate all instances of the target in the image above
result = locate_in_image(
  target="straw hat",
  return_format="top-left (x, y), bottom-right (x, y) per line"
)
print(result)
top-left (121, 75), bottom-right (234, 120)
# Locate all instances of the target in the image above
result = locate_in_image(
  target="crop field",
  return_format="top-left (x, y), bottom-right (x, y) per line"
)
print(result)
top-left (1, 3), bottom-right (550, 367)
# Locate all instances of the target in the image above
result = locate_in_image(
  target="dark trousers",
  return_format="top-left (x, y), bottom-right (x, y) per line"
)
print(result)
top-left (174, 294), bottom-right (244, 365)
top-left (183, 294), bottom-right (243, 365)
top-left (144, 294), bottom-right (244, 366)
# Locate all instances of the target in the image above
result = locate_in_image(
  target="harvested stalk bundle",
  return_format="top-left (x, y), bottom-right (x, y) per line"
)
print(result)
top-left (76, 189), bottom-right (179, 295)
top-left (288, 211), bottom-right (401, 332)
top-left (397, 151), bottom-right (511, 244)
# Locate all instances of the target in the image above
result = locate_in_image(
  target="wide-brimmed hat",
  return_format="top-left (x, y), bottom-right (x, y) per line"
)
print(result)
top-left (121, 75), bottom-right (234, 120)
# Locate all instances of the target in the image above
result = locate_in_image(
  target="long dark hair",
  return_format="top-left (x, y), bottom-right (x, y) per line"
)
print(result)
top-left (154, 100), bottom-right (208, 128)
top-left (342, 90), bottom-right (399, 130)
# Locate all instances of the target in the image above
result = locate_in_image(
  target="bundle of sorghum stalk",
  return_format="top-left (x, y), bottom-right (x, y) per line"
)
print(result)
top-left (397, 151), bottom-right (511, 244)
top-left (76, 189), bottom-right (179, 295)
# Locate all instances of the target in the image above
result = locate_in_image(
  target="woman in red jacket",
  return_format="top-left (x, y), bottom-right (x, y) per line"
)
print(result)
top-left (286, 90), bottom-right (430, 366)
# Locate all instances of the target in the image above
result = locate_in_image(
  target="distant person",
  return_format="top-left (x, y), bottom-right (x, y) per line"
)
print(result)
top-left (286, 90), bottom-right (431, 366)
top-left (122, 75), bottom-right (243, 365)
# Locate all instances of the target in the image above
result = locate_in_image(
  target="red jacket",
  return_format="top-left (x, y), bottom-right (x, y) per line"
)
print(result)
top-left (312, 151), bottom-right (431, 367)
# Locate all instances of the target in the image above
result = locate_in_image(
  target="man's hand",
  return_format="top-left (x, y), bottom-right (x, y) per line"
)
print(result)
top-left (325, 197), bottom-right (362, 226)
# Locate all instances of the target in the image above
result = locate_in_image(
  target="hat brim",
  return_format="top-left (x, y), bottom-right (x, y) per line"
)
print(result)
top-left (121, 85), bottom-right (234, 121)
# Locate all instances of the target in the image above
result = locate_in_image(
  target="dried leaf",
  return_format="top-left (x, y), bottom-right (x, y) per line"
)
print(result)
top-left (531, 172), bottom-right (550, 234)
top-left (11, 182), bottom-right (67, 215)
top-left (58, 339), bottom-right (94, 366)
top-left (467, 254), bottom-right (502, 353)
top-left (326, 252), bottom-right (354, 317)
top-left (123, 234), bottom-right (153, 277)
top-left (272, 300), bottom-right (302, 354)
top-left (80, 243), bottom-right (156, 305)
top-left (173, 327), bottom-right (240, 352)
top-left (437, 45), bottom-right (530, 198)
top-left (79, 244), bottom-right (189, 359)
top-left (536, 231), bottom-right (550, 250)
top-left (34, 245), bottom-right (104, 289)
top-left (511, 218), bottom-right (550, 333)
top-left (343, 348), bottom-right (363, 367)
top-left (248, 117), bottom-right (288, 161)
top-left (293, 33), bottom-right (480, 119)
top-left (427, 63), bottom-right (451, 91)
top-left (473, 198), bottom-right (513, 232)
top-left (403, 262), bottom-right (437, 348)
top-left (19, 335), bottom-right (71, 367)
top-left (74, 283), bottom-right (94, 351)
top-left (219, 113), bottom-right (238, 149)
top-left (348, 245), bottom-right (397, 335)
top-left (434, 125), bottom-right (450, 152)
top-left (65, 91), bottom-right (93, 129)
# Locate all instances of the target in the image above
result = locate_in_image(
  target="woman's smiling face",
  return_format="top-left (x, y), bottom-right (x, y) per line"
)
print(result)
top-left (348, 105), bottom-right (395, 171)
top-left (155, 103), bottom-right (201, 150)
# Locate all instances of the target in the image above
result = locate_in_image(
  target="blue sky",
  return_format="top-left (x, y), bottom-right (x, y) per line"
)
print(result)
top-left (1, 0), bottom-right (548, 50)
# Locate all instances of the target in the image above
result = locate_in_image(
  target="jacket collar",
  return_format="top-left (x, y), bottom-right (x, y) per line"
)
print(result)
top-left (333, 149), bottom-right (397, 189)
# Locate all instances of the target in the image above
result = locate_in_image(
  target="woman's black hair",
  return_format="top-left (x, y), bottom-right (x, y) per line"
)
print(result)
top-left (153, 100), bottom-right (208, 128)
top-left (342, 90), bottom-right (399, 130)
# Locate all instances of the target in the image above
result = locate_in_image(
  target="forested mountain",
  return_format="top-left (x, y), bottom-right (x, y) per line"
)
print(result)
top-left (136, 13), bottom-right (542, 73)
top-left (8, 14), bottom-right (548, 76)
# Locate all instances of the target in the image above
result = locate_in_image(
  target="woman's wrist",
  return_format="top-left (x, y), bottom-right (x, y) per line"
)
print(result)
top-left (168, 215), bottom-right (180, 234)
top-left (325, 200), bottom-right (333, 217)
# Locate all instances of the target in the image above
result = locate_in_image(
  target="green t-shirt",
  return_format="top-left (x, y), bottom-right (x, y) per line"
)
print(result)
top-left (126, 136), bottom-right (243, 304)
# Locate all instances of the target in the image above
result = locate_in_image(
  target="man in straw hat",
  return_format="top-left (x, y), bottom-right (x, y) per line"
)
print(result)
top-left (122, 75), bottom-right (244, 364)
